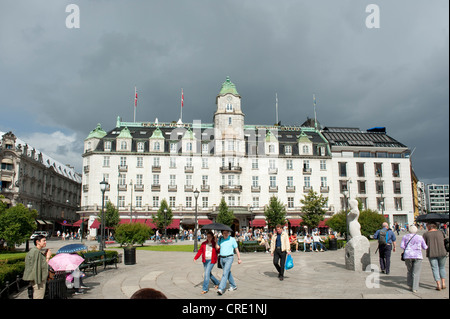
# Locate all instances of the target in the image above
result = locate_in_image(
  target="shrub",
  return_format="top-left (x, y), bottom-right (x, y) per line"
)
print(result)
top-left (115, 223), bottom-right (152, 246)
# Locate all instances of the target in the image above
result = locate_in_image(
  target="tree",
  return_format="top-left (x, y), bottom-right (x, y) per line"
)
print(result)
top-left (152, 199), bottom-right (173, 233)
top-left (300, 189), bottom-right (328, 230)
top-left (216, 197), bottom-right (235, 226)
top-left (98, 201), bottom-right (120, 229)
top-left (115, 222), bottom-right (152, 246)
top-left (264, 196), bottom-right (286, 230)
top-left (325, 211), bottom-right (347, 237)
top-left (359, 209), bottom-right (387, 238)
top-left (0, 203), bottom-right (37, 250)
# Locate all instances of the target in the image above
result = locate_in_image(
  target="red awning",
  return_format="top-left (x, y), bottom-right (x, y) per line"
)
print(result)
top-left (318, 219), bottom-right (329, 228)
top-left (288, 219), bottom-right (303, 227)
top-left (167, 219), bottom-right (180, 229)
top-left (198, 219), bottom-right (213, 226)
top-left (250, 219), bottom-right (266, 227)
top-left (90, 219), bottom-right (100, 229)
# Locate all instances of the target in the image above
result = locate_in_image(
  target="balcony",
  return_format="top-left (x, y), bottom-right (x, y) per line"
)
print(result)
top-left (151, 184), bottom-right (161, 192)
top-left (184, 185), bottom-right (194, 192)
top-left (118, 165), bottom-right (128, 172)
top-left (201, 185), bottom-right (210, 192)
top-left (320, 186), bottom-right (329, 193)
top-left (269, 186), bottom-right (278, 192)
top-left (268, 168), bottom-right (278, 174)
top-left (286, 186), bottom-right (296, 193)
top-left (220, 166), bottom-right (242, 174)
top-left (168, 185), bottom-right (177, 192)
top-left (118, 184), bottom-right (127, 191)
top-left (220, 185), bottom-right (242, 193)
top-left (303, 167), bottom-right (312, 175)
top-left (184, 166), bottom-right (194, 173)
top-left (303, 186), bottom-right (312, 193)
top-left (152, 166), bottom-right (161, 173)
top-left (251, 186), bottom-right (261, 192)
top-left (134, 184), bottom-right (144, 192)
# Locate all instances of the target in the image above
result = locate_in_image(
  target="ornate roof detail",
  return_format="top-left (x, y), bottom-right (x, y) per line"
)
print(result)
top-left (219, 76), bottom-right (240, 96)
top-left (117, 126), bottom-right (132, 139)
top-left (86, 123), bottom-right (107, 140)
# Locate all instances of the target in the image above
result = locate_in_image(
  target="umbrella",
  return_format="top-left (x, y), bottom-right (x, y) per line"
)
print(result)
top-left (48, 253), bottom-right (84, 272)
top-left (57, 243), bottom-right (88, 254)
top-left (201, 223), bottom-right (232, 232)
top-left (416, 213), bottom-right (449, 223)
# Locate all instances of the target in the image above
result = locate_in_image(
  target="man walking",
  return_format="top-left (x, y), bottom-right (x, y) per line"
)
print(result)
top-left (23, 235), bottom-right (52, 299)
top-left (374, 222), bottom-right (397, 275)
top-left (270, 224), bottom-right (291, 280)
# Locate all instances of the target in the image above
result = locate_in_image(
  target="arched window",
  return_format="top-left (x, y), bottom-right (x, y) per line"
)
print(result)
top-left (302, 145), bottom-right (309, 154)
top-left (121, 141), bottom-right (127, 150)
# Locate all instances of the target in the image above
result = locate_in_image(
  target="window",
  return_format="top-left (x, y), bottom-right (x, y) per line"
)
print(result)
top-left (185, 175), bottom-right (192, 186)
top-left (120, 157), bottom-right (127, 167)
top-left (228, 117), bottom-right (232, 125)
top-left (358, 181), bottom-right (366, 194)
top-left (226, 103), bottom-right (233, 111)
top-left (269, 144), bottom-right (275, 153)
top-left (288, 197), bottom-right (294, 208)
top-left (120, 141), bottom-right (127, 150)
top-left (153, 141), bottom-right (160, 151)
top-left (104, 141), bottom-right (111, 151)
top-left (392, 163), bottom-right (400, 177)
top-left (186, 157), bottom-right (193, 167)
top-left (202, 158), bottom-right (208, 168)
top-left (304, 176), bottom-right (311, 188)
top-left (252, 197), bottom-right (259, 208)
top-left (228, 196), bottom-right (235, 206)
top-left (136, 196), bottom-right (142, 208)
top-left (202, 175), bottom-right (208, 186)
top-left (269, 159), bottom-right (276, 169)
top-left (339, 180), bottom-right (348, 193)
top-left (103, 156), bottom-right (110, 167)
top-left (227, 140), bottom-right (234, 151)
top-left (202, 197), bottom-right (208, 208)
top-left (202, 143), bottom-right (209, 153)
top-left (153, 174), bottom-right (159, 185)
top-left (103, 173), bottom-right (109, 184)
top-left (118, 174), bottom-right (126, 186)
top-left (357, 197), bottom-right (367, 210)
top-left (137, 157), bottom-right (143, 168)
top-left (394, 198), bottom-right (403, 211)
top-left (287, 176), bottom-right (294, 187)
top-left (393, 181), bottom-right (401, 194)
top-left (138, 142), bottom-right (145, 152)
top-left (186, 197), bottom-right (192, 208)
top-left (170, 142), bottom-right (177, 153)
top-left (321, 177), bottom-right (327, 188)
top-left (339, 162), bottom-right (347, 177)
top-left (376, 181), bottom-right (384, 194)
top-left (169, 157), bottom-right (176, 168)
top-left (270, 176), bottom-right (277, 187)
top-left (153, 157), bottom-right (160, 167)
top-left (285, 145), bottom-right (292, 155)
top-left (377, 198), bottom-right (384, 211)
top-left (303, 160), bottom-right (310, 169)
top-left (252, 176), bottom-right (259, 187)
top-left (357, 163), bottom-right (365, 177)
top-left (320, 160), bottom-right (327, 170)
top-left (169, 196), bottom-right (176, 208)
top-left (186, 142), bottom-right (192, 151)
top-left (170, 175), bottom-right (176, 186)
top-left (252, 159), bottom-right (259, 169)
top-left (136, 174), bottom-right (143, 185)
top-left (302, 145), bottom-right (309, 154)
top-left (227, 175), bottom-right (235, 186)
top-left (153, 196), bottom-right (159, 208)
top-left (118, 196), bottom-right (125, 208)
top-left (375, 163), bottom-right (383, 177)
top-left (286, 159), bottom-right (293, 170)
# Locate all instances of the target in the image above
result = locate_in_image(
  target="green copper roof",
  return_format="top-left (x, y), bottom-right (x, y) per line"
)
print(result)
top-left (85, 123), bottom-right (107, 140)
top-left (150, 127), bottom-right (164, 139)
top-left (182, 128), bottom-right (195, 140)
top-left (297, 131), bottom-right (311, 143)
top-left (219, 76), bottom-right (240, 96)
top-left (117, 126), bottom-right (132, 139)
top-left (265, 130), bottom-right (277, 142)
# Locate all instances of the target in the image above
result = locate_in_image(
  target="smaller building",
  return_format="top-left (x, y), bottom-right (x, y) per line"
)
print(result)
top-left (0, 131), bottom-right (82, 235)
top-left (425, 183), bottom-right (449, 213)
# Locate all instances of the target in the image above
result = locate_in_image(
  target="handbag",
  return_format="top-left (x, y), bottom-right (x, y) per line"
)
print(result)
top-left (401, 234), bottom-right (416, 261)
top-left (285, 254), bottom-right (294, 270)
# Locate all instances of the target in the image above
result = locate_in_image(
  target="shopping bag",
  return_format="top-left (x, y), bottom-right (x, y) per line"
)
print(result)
top-left (285, 254), bottom-right (294, 270)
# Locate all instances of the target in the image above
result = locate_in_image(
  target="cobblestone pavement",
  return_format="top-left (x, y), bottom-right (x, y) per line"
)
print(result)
top-left (14, 233), bottom-right (449, 299)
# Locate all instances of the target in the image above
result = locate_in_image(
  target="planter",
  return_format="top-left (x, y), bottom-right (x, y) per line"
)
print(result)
top-left (123, 246), bottom-right (136, 265)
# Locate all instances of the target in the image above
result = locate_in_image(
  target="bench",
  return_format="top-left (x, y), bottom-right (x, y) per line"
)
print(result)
top-left (81, 251), bottom-right (118, 275)
top-left (240, 240), bottom-right (266, 253)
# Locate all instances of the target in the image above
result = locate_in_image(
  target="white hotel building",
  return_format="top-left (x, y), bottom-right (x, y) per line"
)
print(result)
top-left (79, 77), bottom-right (415, 235)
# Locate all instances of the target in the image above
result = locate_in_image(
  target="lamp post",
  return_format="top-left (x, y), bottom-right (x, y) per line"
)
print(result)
top-left (99, 179), bottom-right (108, 251)
top-left (193, 188), bottom-right (200, 252)
top-left (164, 208), bottom-right (167, 239)
top-left (343, 189), bottom-right (349, 242)
top-left (26, 202), bottom-right (32, 252)
top-left (129, 179), bottom-right (133, 223)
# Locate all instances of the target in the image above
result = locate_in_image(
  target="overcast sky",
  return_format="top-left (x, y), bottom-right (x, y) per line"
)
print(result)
top-left (0, 0), bottom-right (448, 185)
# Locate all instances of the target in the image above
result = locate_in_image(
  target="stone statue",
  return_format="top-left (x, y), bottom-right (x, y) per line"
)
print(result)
top-left (345, 199), bottom-right (371, 271)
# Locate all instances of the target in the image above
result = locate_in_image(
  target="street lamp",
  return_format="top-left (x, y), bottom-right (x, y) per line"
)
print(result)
top-left (193, 188), bottom-right (200, 252)
top-left (26, 202), bottom-right (32, 252)
top-left (99, 179), bottom-right (108, 251)
top-left (129, 179), bottom-right (133, 223)
top-left (343, 189), bottom-right (349, 242)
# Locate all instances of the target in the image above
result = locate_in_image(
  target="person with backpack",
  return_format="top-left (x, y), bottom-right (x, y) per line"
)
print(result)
top-left (374, 222), bottom-right (397, 275)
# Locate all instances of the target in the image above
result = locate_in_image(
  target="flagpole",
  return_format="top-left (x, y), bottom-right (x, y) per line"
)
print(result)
top-left (134, 86), bottom-right (137, 123)
top-left (313, 93), bottom-right (317, 129)
top-left (180, 88), bottom-right (183, 122)
top-left (275, 93), bottom-right (278, 125)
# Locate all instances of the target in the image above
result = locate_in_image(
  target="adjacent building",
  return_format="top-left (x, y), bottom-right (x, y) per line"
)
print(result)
top-left (79, 77), bottom-right (416, 236)
top-left (0, 131), bottom-right (82, 234)
top-left (425, 184), bottom-right (449, 213)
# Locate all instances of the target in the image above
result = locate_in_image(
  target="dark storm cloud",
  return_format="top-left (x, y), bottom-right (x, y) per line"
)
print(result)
top-left (0, 0), bottom-right (448, 184)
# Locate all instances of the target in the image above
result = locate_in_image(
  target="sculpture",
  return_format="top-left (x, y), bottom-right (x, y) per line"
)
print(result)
top-left (347, 199), bottom-right (361, 239)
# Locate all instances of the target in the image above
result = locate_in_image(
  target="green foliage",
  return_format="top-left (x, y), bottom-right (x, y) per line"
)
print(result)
top-left (0, 262), bottom-right (25, 287)
top-left (151, 199), bottom-right (173, 231)
top-left (325, 211), bottom-right (347, 236)
top-left (98, 201), bottom-right (120, 229)
top-left (0, 203), bottom-right (37, 250)
top-left (216, 198), bottom-right (235, 226)
top-left (300, 189), bottom-right (328, 230)
top-left (264, 196), bottom-right (286, 230)
top-left (115, 222), bottom-right (153, 246)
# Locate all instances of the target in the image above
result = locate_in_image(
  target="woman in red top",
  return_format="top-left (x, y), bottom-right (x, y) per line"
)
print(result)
top-left (193, 231), bottom-right (220, 294)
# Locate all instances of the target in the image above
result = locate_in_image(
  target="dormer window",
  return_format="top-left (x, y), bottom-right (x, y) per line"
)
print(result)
top-left (104, 141), bottom-right (111, 151)
top-left (302, 145), bottom-right (309, 154)
top-left (226, 103), bottom-right (233, 111)
top-left (285, 145), bottom-right (292, 155)
top-left (137, 142), bottom-right (145, 152)
top-left (153, 141), bottom-right (160, 151)
top-left (269, 144), bottom-right (275, 153)
top-left (120, 141), bottom-right (127, 150)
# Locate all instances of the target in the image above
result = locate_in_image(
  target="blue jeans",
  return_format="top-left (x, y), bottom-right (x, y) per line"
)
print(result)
top-left (429, 256), bottom-right (447, 281)
top-left (202, 260), bottom-right (219, 291)
top-left (218, 255), bottom-right (236, 291)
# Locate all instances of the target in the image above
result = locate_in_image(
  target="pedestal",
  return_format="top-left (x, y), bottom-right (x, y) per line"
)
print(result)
top-left (345, 235), bottom-right (371, 271)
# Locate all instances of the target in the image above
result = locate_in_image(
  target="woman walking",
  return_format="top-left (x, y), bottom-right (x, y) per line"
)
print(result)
top-left (193, 231), bottom-right (220, 295)
top-left (216, 230), bottom-right (242, 295)
top-left (400, 225), bottom-right (428, 293)
top-left (423, 223), bottom-right (448, 291)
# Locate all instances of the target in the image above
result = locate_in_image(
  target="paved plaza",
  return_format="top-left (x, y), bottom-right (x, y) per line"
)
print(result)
top-left (14, 232), bottom-right (449, 299)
